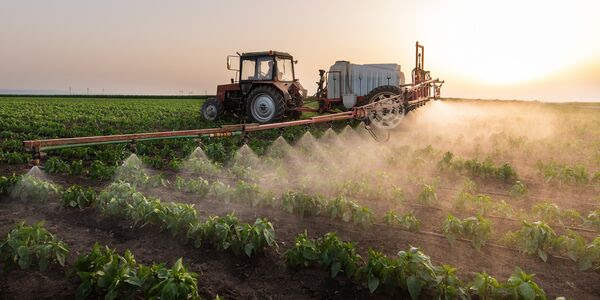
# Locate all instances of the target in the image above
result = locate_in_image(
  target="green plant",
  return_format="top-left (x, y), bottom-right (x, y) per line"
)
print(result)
top-left (509, 180), bottom-right (528, 197)
top-left (434, 264), bottom-right (468, 300)
top-left (0, 221), bottom-right (68, 271)
top-left (461, 178), bottom-right (478, 194)
top-left (326, 196), bottom-right (373, 227)
top-left (395, 246), bottom-right (440, 299)
top-left (317, 233), bottom-right (362, 279)
top-left (363, 249), bottom-right (399, 294)
top-left (183, 157), bottom-right (221, 177)
top-left (284, 231), bottom-right (319, 268)
top-left (503, 267), bottom-right (547, 300)
top-left (0, 174), bottom-right (20, 195)
top-left (584, 209), bottom-right (600, 230)
top-left (208, 180), bottom-right (235, 203)
top-left (580, 237), bottom-right (600, 271)
top-left (536, 160), bottom-right (589, 185)
top-left (531, 201), bottom-right (581, 226)
top-left (454, 191), bottom-right (514, 217)
top-left (442, 214), bottom-right (463, 246)
top-left (505, 221), bottom-right (557, 262)
top-left (442, 215), bottom-right (491, 251)
top-left (557, 232), bottom-right (600, 271)
top-left (189, 213), bottom-right (277, 257)
top-left (204, 143), bottom-right (228, 163)
top-left (174, 176), bottom-right (210, 197)
top-left (3, 151), bottom-right (31, 164)
top-left (142, 155), bottom-right (166, 169)
top-left (461, 216), bottom-right (492, 251)
top-left (9, 175), bottom-right (61, 202)
top-left (417, 183), bottom-right (438, 206)
top-left (70, 160), bottom-right (84, 175)
top-left (62, 185), bottom-right (97, 209)
top-left (281, 191), bottom-right (324, 217)
top-left (233, 180), bottom-right (261, 204)
top-left (72, 244), bottom-right (199, 300)
top-left (44, 157), bottom-right (71, 174)
top-left (556, 231), bottom-right (587, 268)
top-left (469, 272), bottom-right (503, 300)
top-left (73, 244), bottom-right (139, 299)
top-left (144, 258), bottom-right (199, 300)
top-left (158, 202), bottom-right (198, 237)
top-left (90, 160), bottom-right (116, 181)
top-left (384, 210), bottom-right (421, 232)
top-left (229, 163), bottom-right (256, 181)
top-left (439, 152), bottom-right (519, 183)
top-left (390, 186), bottom-right (406, 204)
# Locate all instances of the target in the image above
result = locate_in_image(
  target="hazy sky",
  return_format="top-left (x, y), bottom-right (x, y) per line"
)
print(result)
top-left (1, 0), bottom-right (599, 101)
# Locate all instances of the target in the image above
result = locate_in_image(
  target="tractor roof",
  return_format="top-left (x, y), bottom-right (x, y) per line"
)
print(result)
top-left (241, 50), bottom-right (292, 58)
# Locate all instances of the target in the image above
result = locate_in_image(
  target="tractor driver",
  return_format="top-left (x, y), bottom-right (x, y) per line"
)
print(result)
top-left (258, 58), bottom-right (274, 80)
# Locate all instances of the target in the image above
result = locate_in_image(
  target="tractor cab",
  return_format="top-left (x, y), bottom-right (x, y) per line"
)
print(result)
top-left (202, 50), bottom-right (306, 124)
top-left (233, 51), bottom-right (296, 83)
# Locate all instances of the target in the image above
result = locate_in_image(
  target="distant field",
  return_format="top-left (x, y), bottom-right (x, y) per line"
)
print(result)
top-left (1, 96), bottom-right (600, 299)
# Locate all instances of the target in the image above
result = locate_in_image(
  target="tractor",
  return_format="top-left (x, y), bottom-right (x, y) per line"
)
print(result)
top-left (201, 42), bottom-right (441, 124)
top-left (201, 51), bottom-right (307, 124)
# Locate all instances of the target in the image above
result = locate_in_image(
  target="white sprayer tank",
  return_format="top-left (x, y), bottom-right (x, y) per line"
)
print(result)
top-left (326, 61), bottom-right (405, 108)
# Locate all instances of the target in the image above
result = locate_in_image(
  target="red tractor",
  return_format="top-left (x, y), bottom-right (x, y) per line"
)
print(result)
top-left (201, 51), bottom-right (307, 124)
top-left (202, 43), bottom-right (443, 124)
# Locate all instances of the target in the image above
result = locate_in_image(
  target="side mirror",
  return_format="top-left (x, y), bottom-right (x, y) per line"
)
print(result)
top-left (294, 60), bottom-right (298, 64)
top-left (227, 55), bottom-right (239, 71)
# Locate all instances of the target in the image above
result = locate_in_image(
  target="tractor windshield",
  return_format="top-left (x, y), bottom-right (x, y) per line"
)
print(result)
top-left (276, 57), bottom-right (294, 81)
top-left (241, 57), bottom-right (274, 80)
top-left (256, 57), bottom-right (274, 80)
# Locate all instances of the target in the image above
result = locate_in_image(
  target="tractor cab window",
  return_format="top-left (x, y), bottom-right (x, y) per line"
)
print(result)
top-left (241, 57), bottom-right (274, 80)
top-left (256, 57), bottom-right (274, 80)
top-left (241, 59), bottom-right (256, 80)
top-left (276, 57), bottom-right (294, 81)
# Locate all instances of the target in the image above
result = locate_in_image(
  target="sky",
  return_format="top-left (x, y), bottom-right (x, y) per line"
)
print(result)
top-left (1, 0), bottom-right (599, 101)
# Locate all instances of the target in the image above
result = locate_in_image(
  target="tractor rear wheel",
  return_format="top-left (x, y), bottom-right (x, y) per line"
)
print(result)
top-left (246, 86), bottom-right (285, 123)
top-left (201, 98), bottom-right (224, 122)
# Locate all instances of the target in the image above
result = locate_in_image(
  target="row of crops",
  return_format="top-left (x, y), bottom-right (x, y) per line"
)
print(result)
top-left (3, 148), bottom-right (600, 266)
top-left (1, 175), bottom-right (550, 299)
top-left (4, 160), bottom-right (600, 270)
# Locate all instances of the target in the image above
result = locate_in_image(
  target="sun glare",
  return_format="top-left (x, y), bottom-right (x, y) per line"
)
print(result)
top-left (423, 0), bottom-right (599, 85)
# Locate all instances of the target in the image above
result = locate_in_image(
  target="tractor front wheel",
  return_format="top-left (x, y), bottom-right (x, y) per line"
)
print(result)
top-left (246, 86), bottom-right (285, 123)
top-left (201, 98), bottom-right (224, 122)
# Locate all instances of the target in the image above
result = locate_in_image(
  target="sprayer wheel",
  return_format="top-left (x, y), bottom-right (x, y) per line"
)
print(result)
top-left (365, 85), bottom-right (402, 104)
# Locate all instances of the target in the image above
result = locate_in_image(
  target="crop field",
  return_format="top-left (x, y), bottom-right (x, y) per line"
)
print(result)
top-left (1, 96), bottom-right (600, 299)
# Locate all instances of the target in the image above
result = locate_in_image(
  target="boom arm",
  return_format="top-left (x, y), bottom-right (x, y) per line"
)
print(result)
top-left (24, 82), bottom-right (441, 157)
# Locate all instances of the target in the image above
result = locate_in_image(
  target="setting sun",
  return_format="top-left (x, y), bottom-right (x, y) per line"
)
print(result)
top-left (422, 0), bottom-right (600, 86)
